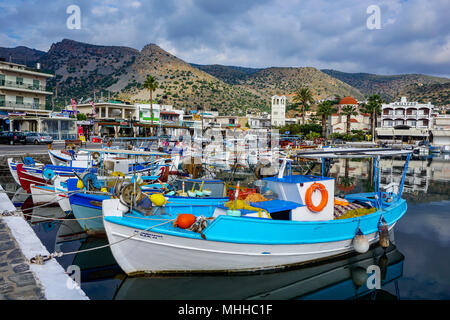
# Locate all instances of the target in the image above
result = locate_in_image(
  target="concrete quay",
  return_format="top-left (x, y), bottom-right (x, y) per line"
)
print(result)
top-left (0, 185), bottom-right (88, 300)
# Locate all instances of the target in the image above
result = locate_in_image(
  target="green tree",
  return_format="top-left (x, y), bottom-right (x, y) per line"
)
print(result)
top-left (361, 94), bottom-right (383, 140)
top-left (142, 75), bottom-right (159, 135)
top-left (316, 100), bottom-right (338, 138)
top-left (341, 105), bottom-right (358, 134)
top-left (292, 88), bottom-right (315, 125)
top-left (76, 113), bottom-right (87, 121)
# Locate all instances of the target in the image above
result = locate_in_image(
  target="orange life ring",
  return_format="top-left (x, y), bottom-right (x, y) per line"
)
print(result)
top-left (305, 183), bottom-right (328, 212)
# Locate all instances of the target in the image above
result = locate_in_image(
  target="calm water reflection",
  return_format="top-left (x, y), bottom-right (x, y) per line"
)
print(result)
top-left (2, 154), bottom-right (449, 300)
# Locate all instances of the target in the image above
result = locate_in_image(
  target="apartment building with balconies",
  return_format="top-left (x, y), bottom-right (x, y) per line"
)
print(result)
top-left (0, 59), bottom-right (54, 131)
top-left (380, 96), bottom-right (434, 129)
top-left (376, 97), bottom-right (436, 142)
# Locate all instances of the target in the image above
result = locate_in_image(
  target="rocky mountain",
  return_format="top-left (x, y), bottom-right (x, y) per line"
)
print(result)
top-left (0, 46), bottom-right (46, 67)
top-left (321, 69), bottom-right (450, 104)
top-left (239, 67), bottom-right (365, 101)
top-left (30, 39), bottom-right (268, 114)
top-left (38, 39), bottom-right (140, 104)
top-left (2, 39), bottom-right (449, 113)
top-left (192, 64), bottom-right (366, 103)
top-left (399, 82), bottom-right (450, 106)
top-left (191, 64), bottom-right (262, 84)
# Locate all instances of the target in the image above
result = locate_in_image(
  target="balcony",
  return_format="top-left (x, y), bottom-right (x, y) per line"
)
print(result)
top-left (0, 80), bottom-right (52, 94)
top-left (0, 101), bottom-right (45, 110)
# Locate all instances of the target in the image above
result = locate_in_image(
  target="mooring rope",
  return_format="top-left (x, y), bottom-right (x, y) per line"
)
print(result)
top-left (29, 218), bottom-right (176, 264)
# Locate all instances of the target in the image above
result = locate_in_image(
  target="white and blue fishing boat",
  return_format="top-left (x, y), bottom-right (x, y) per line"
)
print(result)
top-left (102, 148), bottom-right (412, 275)
top-left (65, 149), bottom-right (183, 231)
top-left (66, 177), bottom-right (229, 232)
top-left (7, 157), bottom-right (45, 186)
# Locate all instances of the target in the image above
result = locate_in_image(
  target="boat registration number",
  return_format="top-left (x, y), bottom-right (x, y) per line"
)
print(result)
top-left (134, 230), bottom-right (163, 240)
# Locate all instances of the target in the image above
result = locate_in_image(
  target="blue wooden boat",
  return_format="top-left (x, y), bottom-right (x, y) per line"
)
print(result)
top-left (101, 148), bottom-right (412, 275)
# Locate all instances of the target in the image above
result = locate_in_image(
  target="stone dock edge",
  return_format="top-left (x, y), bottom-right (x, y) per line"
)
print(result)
top-left (0, 185), bottom-right (89, 300)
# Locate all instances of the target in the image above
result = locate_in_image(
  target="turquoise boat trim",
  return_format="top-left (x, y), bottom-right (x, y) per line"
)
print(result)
top-left (104, 196), bottom-right (407, 245)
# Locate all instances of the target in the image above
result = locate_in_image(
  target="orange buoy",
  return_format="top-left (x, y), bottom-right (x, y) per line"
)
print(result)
top-left (305, 183), bottom-right (328, 212)
top-left (175, 214), bottom-right (196, 229)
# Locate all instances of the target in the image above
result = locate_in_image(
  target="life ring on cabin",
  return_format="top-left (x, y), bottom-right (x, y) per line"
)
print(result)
top-left (381, 191), bottom-right (393, 204)
top-left (305, 183), bottom-right (328, 212)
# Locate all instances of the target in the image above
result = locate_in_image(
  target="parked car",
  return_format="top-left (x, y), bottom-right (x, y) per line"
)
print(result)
top-left (25, 132), bottom-right (53, 145)
top-left (0, 131), bottom-right (27, 145)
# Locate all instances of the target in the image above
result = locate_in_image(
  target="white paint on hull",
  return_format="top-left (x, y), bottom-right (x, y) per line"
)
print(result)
top-left (104, 217), bottom-right (395, 274)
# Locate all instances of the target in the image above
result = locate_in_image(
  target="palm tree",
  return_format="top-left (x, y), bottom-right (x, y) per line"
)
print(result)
top-left (293, 88), bottom-right (315, 125)
top-left (316, 100), bottom-right (338, 139)
top-left (362, 94), bottom-right (383, 140)
top-left (341, 105), bottom-right (358, 135)
top-left (142, 75), bottom-right (158, 135)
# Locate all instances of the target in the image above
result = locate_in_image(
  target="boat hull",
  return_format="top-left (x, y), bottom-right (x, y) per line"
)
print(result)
top-left (17, 164), bottom-right (50, 193)
top-left (72, 204), bottom-right (105, 231)
top-left (30, 185), bottom-right (71, 213)
top-left (103, 198), bottom-right (407, 275)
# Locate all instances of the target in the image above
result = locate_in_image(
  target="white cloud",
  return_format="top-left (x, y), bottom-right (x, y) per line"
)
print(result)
top-left (91, 5), bottom-right (119, 16)
top-left (0, 0), bottom-right (449, 76)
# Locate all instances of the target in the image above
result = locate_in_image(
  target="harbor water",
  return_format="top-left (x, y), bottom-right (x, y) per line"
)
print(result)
top-left (1, 154), bottom-right (449, 300)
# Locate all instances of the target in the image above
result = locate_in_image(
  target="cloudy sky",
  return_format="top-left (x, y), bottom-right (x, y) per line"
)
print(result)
top-left (1, 0), bottom-right (449, 77)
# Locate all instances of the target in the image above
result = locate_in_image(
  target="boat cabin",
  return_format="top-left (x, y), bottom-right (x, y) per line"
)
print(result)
top-left (213, 174), bottom-right (335, 222)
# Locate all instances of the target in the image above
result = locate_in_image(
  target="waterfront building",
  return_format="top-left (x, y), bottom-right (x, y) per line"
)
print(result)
top-left (68, 100), bottom-right (137, 138)
top-left (245, 111), bottom-right (271, 129)
top-left (376, 97), bottom-right (436, 143)
top-left (328, 97), bottom-right (371, 134)
top-left (0, 59), bottom-right (53, 131)
top-left (136, 103), bottom-right (184, 137)
top-left (0, 59), bottom-right (77, 140)
top-left (431, 115), bottom-right (450, 147)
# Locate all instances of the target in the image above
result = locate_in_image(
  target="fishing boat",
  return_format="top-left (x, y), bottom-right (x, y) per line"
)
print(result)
top-left (30, 177), bottom-right (72, 213)
top-left (102, 148), bottom-right (412, 275)
top-left (65, 149), bottom-right (174, 232)
top-left (7, 157), bottom-right (45, 186)
top-left (16, 163), bottom-right (91, 193)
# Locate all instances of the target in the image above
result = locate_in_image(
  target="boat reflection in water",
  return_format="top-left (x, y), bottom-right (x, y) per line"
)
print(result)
top-left (55, 219), bottom-right (123, 284)
top-left (113, 239), bottom-right (404, 300)
top-left (24, 202), bottom-right (123, 286)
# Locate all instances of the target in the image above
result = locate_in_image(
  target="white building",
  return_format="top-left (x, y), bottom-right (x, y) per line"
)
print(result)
top-left (376, 97), bottom-right (436, 142)
top-left (246, 111), bottom-right (271, 129)
top-left (136, 104), bottom-right (183, 125)
top-left (431, 115), bottom-right (450, 147)
top-left (271, 95), bottom-right (286, 127)
top-left (380, 97), bottom-right (434, 129)
top-left (328, 96), bottom-right (370, 135)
